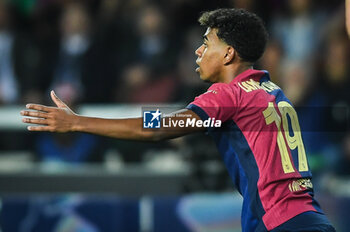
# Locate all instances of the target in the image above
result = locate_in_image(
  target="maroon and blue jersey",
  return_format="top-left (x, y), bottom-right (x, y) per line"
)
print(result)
top-left (187, 69), bottom-right (324, 231)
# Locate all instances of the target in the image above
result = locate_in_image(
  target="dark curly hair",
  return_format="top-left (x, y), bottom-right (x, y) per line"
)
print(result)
top-left (199, 8), bottom-right (268, 63)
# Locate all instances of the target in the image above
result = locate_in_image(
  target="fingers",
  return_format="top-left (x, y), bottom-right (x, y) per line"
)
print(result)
top-left (22, 117), bottom-right (48, 125)
top-left (51, 90), bottom-right (67, 108)
top-left (20, 110), bottom-right (49, 118)
top-left (22, 117), bottom-right (55, 132)
top-left (27, 126), bottom-right (53, 132)
top-left (25, 104), bottom-right (54, 112)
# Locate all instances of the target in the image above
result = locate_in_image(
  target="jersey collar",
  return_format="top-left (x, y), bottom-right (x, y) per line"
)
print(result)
top-left (230, 69), bottom-right (270, 84)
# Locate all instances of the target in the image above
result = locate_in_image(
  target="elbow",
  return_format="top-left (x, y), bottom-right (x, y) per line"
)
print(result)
top-left (136, 130), bottom-right (166, 142)
top-left (148, 132), bottom-right (166, 142)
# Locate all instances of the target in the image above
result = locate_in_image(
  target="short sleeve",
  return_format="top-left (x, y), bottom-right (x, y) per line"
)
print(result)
top-left (186, 83), bottom-right (237, 122)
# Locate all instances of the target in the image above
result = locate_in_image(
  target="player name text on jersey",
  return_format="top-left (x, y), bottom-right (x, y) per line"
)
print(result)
top-left (238, 79), bottom-right (280, 93)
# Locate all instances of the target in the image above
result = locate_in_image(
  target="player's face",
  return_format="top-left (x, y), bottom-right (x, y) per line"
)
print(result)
top-left (195, 28), bottom-right (228, 82)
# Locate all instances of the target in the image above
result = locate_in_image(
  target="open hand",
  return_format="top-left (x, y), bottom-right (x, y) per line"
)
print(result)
top-left (20, 90), bottom-right (78, 132)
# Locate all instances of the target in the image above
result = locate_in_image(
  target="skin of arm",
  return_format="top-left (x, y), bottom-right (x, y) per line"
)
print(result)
top-left (20, 91), bottom-right (205, 142)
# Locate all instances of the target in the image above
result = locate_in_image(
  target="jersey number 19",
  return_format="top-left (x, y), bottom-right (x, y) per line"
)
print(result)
top-left (263, 101), bottom-right (308, 174)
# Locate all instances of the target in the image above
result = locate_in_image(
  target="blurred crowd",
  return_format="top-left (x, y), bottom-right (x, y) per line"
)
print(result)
top-left (0, 0), bottom-right (349, 191)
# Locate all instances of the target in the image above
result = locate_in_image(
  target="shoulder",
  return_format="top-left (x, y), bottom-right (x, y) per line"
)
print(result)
top-left (190, 83), bottom-right (238, 108)
top-left (206, 83), bottom-right (240, 97)
top-left (200, 83), bottom-right (238, 103)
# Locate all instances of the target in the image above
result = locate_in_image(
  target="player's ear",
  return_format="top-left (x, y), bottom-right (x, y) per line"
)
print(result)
top-left (223, 46), bottom-right (235, 65)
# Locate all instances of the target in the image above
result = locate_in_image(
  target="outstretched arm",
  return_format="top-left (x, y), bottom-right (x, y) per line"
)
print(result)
top-left (21, 91), bottom-right (205, 142)
top-left (347, 0), bottom-right (350, 38)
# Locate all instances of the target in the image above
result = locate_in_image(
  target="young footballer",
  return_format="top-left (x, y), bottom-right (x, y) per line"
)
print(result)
top-left (21, 8), bottom-right (336, 232)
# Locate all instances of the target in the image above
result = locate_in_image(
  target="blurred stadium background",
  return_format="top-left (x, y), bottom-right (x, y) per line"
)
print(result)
top-left (0, 0), bottom-right (348, 231)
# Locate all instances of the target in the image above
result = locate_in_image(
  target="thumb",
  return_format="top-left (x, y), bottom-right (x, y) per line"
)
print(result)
top-left (50, 90), bottom-right (67, 108)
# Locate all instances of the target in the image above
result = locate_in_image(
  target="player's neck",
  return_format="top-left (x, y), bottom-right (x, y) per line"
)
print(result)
top-left (220, 63), bottom-right (253, 84)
